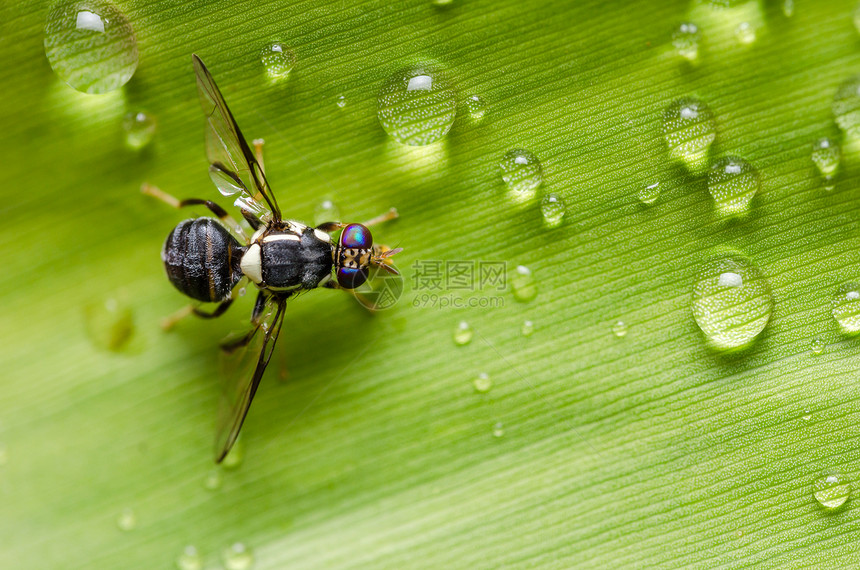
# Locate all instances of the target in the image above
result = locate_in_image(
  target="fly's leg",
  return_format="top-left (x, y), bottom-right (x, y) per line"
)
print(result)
top-left (315, 208), bottom-right (399, 233)
top-left (161, 299), bottom-right (234, 331)
top-left (142, 183), bottom-right (248, 240)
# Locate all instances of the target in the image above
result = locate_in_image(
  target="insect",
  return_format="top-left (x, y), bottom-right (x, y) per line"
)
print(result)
top-left (143, 54), bottom-right (402, 463)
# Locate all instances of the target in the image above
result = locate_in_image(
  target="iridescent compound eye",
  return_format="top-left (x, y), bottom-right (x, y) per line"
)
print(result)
top-left (337, 266), bottom-right (369, 289)
top-left (339, 223), bottom-right (373, 249)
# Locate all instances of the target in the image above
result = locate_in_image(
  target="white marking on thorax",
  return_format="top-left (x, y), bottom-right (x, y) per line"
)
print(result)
top-left (263, 233), bottom-right (301, 243)
top-left (240, 244), bottom-right (263, 283)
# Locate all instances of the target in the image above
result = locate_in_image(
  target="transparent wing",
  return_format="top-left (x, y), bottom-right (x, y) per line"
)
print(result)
top-left (192, 54), bottom-right (282, 222)
top-left (215, 292), bottom-right (286, 463)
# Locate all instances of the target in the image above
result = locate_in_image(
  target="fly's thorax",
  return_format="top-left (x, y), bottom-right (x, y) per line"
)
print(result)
top-left (240, 221), bottom-right (333, 290)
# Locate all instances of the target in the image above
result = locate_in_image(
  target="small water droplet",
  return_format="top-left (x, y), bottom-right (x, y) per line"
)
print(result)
top-left (663, 97), bottom-right (716, 172)
top-left (473, 372), bottom-right (492, 393)
top-left (813, 473), bottom-right (851, 509)
top-left (672, 22), bottom-right (700, 61)
top-left (801, 409), bottom-right (812, 421)
top-left (222, 542), bottom-right (254, 570)
top-left (734, 22), bottom-right (756, 44)
top-left (612, 320), bottom-right (628, 338)
top-left (116, 508), bottom-right (136, 531)
top-left (540, 193), bottom-right (565, 227)
top-left (432, 0), bottom-right (454, 5)
top-left (463, 94), bottom-right (486, 121)
top-left (336, 94), bottom-right (346, 108)
top-left (811, 338), bottom-right (825, 355)
top-left (260, 42), bottom-right (295, 78)
top-left (222, 437), bottom-right (244, 470)
top-left (377, 67), bottom-right (456, 146)
top-left (735, 529), bottom-right (744, 539)
top-left (176, 545), bottom-right (203, 570)
top-left (782, 0), bottom-right (794, 17)
top-left (811, 137), bottom-right (840, 180)
top-left (511, 265), bottom-right (537, 302)
top-left (833, 75), bottom-right (860, 138)
top-left (203, 468), bottom-right (223, 491)
top-left (84, 296), bottom-right (134, 351)
top-left (492, 422), bottom-right (505, 437)
top-left (454, 321), bottom-right (473, 345)
top-left (499, 149), bottom-right (543, 197)
top-left (638, 182), bottom-right (661, 205)
top-left (313, 199), bottom-right (340, 226)
top-left (692, 255), bottom-right (773, 349)
top-left (707, 156), bottom-right (759, 216)
top-left (44, 0), bottom-right (138, 94)
top-left (521, 320), bottom-right (534, 337)
top-left (122, 111), bottom-right (156, 149)
top-left (832, 282), bottom-right (860, 332)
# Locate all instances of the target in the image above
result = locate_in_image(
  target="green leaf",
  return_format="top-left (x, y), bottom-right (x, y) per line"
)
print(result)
top-left (3, 0), bottom-right (860, 567)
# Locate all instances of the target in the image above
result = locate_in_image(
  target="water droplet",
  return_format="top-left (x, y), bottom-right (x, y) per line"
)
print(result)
top-left (432, 0), bottom-right (454, 5)
top-left (122, 111), bottom-right (156, 149)
top-left (222, 437), bottom-right (244, 470)
top-left (833, 75), bottom-right (860, 138)
top-left (473, 372), bottom-right (492, 393)
top-left (511, 265), bottom-right (537, 302)
top-left (203, 468), bottom-right (223, 491)
top-left (453, 321), bottom-right (473, 345)
top-left (116, 508), bottom-right (136, 531)
top-left (222, 542), bottom-right (254, 570)
top-left (377, 67), bottom-right (456, 146)
top-left (638, 182), bottom-right (661, 205)
top-left (782, 0), bottom-right (794, 17)
top-left (691, 255), bottom-right (773, 349)
top-left (831, 282), bottom-right (860, 332)
top-left (612, 320), bottom-right (628, 338)
top-left (44, 0), bottom-right (138, 94)
top-left (813, 473), bottom-right (851, 509)
top-left (499, 149), bottom-right (543, 197)
top-left (801, 409), bottom-right (812, 421)
top-left (313, 199), bottom-right (340, 226)
top-left (811, 137), bottom-right (840, 180)
top-left (521, 320), bottom-right (534, 337)
top-left (662, 97), bottom-right (716, 172)
top-left (540, 193), bottom-right (565, 227)
top-left (492, 422), bottom-right (505, 437)
top-left (84, 296), bottom-right (134, 351)
top-left (707, 156), bottom-right (759, 216)
top-left (463, 94), bottom-right (486, 121)
top-left (735, 22), bottom-right (756, 45)
top-left (672, 22), bottom-right (700, 61)
top-left (176, 545), bottom-right (203, 570)
top-left (260, 42), bottom-right (295, 79)
top-left (336, 94), bottom-right (346, 108)
top-left (735, 529), bottom-right (744, 539)
top-left (811, 338), bottom-right (825, 355)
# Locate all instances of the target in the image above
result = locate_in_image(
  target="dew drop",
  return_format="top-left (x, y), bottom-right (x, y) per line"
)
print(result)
top-left (782, 0), bottom-right (794, 17)
top-left (811, 337), bottom-right (825, 355)
top-left (662, 97), bottom-right (716, 172)
top-left (511, 265), bottom-right (537, 302)
top-left (453, 321), bottom-right (473, 345)
top-left (260, 42), bottom-right (295, 79)
top-left (811, 137), bottom-right (840, 180)
top-left (336, 95), bottom-right (346, 108)
top-left (540, 193), bottom-right (565, 227)
top-left (313, 199), bottom-right (340, 226)
top-left (734, 22), bottom-right (756, 45)
top-left (691, 255), bottom-right (772, 349)
top-left (176, 545), bottom-right (203, 570)
top-left (122, 111), bottom-right (156, 149)
top-left (831, 282), bottom-right (860, 332)
top-left (612, 320), bottom-right (628, 338)
top-left (473, 372), bottom-right (492, 393)
top-left (499, 149), bottom-right (543, 197)
top-left (84, 296), bottom-right (134, 351)
top-left (203, 468), bottom-right (223, 491)
top-left (521, 319), bottom-right (535, 337)
top-left (377, 67), bottom-right (456, 146)
top-left (463, 94), bottom-right (486, 121)
top-left (813, 473), bottom-right (851, 509)
top-left (638, 182), bottom-right (661, 205)
top-left (432, 0), bottom-right (454, 5)
top-left (707, 156), bottom-right (759, 216)
top-left (222, 437), bottom-right (244, 470)
top-left (116, 507), bottom-right (136, 531)
top-left (801, 409), bottom-right (812, 421)
top-left (44, 0), bottom-right (138, 94)
top-left (492, 422), bottom-right (505, 437)
top-left (222, 542), bottom-right (254, 570)
top-left (672, 22), bottom-right (700, 61)
top-left (833, 75), bottom-right (860, 138)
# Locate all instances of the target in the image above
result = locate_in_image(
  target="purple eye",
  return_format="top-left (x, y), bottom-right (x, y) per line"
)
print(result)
top-left (337, 266), bottom-right (369, 289)
top-left (340, 223), bottom-right (372, 249)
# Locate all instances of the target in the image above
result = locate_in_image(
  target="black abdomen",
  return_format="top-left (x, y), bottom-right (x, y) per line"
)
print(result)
top-left (162, 218), bottom-right (245, 302)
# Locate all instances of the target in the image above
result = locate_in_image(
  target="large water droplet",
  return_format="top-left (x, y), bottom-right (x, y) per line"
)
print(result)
top-left (540, 193), bottom-right (565, 227)
top-left (672, 22), bottom-right (700, 61)
top-left (813, 473), bottom-right (851, 509)
top-left (453, 321), bottom-right (473, 345)
top-left (222, 542), bottom-right (254, 570)
top-left (811, 137), bottom-right (840, 180)
top-left (473, 372), bottom-right (492, 393)
top-left (663, 97), bottom-right (716, 172)
top-left (377, 67), bottom-right (456, 146)
top-left (84, 297), bottom-right (134, 351)
top-left (44, 0), bottom-right (138, 94)
top-left (499, 149), bottom-right (542, 197)
top-left (122, 111), bottom-right (156, 149)
top-left (260, 42), bottom-right (295, 79)
top-left (638, 182), bottom-right (661, 205)
top-left (691, 255), bottom-right (773, 349)
top-left (832, 282), bottom-right (860, 332)
top-left (707, 156), bottom-right (759, 216)
top-left (511, 265), bottom-right (537, 302)
top-left (176, 545), bottom-right (203, 570)
top-left (833, 75), bottom-right (860, 138)
top-left (463, 94), bottom-right (486, 121)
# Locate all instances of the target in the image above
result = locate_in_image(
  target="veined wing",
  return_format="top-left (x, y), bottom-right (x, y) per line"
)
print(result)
top-left (215, 292), bottom-right (286, 463)
top-left (192, 54), bottom-right (282, 222)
